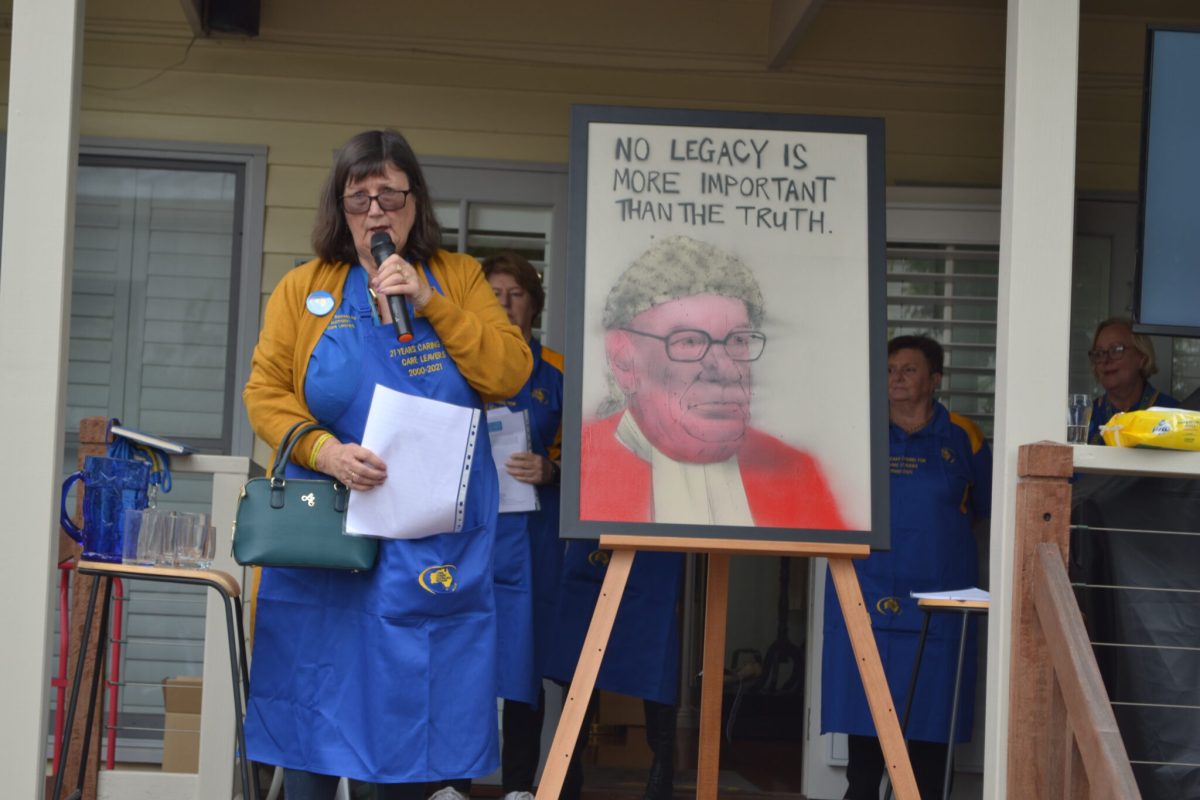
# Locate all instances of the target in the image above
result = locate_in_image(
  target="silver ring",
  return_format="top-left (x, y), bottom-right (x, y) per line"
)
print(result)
top-left (349, 472), bottom-right (356, 483)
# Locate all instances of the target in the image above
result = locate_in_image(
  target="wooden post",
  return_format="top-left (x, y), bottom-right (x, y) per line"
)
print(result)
top-left (1005, 441), bottom-right (1073, 798)
top-left (61, 416), bottom-right (110, 800)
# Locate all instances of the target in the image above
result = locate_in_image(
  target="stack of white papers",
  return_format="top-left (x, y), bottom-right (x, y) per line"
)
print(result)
top-left (347, 384), bottom-right (481, 540)
top-left (487, 406), bottom-right (540, 514)
top-left (910, 587), bottom-right (990, 602)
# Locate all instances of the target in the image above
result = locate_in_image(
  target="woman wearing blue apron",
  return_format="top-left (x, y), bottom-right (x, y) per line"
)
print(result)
top-left (434, 253), bottom-right (566, 800)
top-left (545, 542), bottom-right (683, 800)
top-left (821, 335), bottom-right (991, 800)
top-left (242, 130), bottom-right (532, 800)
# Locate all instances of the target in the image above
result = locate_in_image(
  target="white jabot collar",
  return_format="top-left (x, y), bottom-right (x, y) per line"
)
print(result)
top-left (615, 412), bottom-right (754, 526)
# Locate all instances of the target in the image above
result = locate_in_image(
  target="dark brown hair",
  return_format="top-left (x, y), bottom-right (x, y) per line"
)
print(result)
top-left (888, 334), bottom-right (944, 374)
top-left (481, 251), bottom-right (545, 318)
top-left (311, 129), bottom-right (441, 265)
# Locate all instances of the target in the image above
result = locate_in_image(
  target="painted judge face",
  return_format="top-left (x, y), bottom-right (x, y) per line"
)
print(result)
top-left (607, 294), bottom-right (755, 463)
top-left (343, 163), bottom-right (417, 271)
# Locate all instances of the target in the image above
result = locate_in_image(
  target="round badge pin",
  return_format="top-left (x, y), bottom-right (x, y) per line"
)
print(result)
top-left (306, 291), bottom-right (335, 316)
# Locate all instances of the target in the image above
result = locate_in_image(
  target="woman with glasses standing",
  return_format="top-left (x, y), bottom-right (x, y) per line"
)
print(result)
top-left (242, 129), bottom-right (531, 800)
top-left (1085, 317), bottom-right (1179, 445)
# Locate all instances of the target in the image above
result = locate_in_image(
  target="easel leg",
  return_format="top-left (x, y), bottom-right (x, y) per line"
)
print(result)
top-left (697, 552), bottom-right (730, 800)
top-left (536, 549), bottom-right (636, 800)
top-left (828, 558), bottom-right (919, 800)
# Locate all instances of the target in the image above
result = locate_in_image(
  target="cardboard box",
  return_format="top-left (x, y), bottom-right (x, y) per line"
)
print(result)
top-left (593, 724), bottom-right (653, 769)
top-left (161, 676), bottom-right (203, 773)
top-left (596, 689), bottom-right (644, 726)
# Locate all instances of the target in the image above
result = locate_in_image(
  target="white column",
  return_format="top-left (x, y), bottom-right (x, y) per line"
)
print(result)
top-left (0, 0), bottom-right (85, 796)
top-left (984, 1), bottom-right (1080, 797)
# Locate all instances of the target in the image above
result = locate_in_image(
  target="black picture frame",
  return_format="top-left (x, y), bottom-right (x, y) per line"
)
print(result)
top-left (1133, 26), bottom-right (1200, 337)
top-left (559, 104), bottom-right (890, 549)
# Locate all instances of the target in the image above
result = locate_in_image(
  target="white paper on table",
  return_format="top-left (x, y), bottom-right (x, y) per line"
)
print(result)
top-left (909, 587), bottom-right (990, 603)
top-left (487, 406), bottom-right (540, 514)
top-left (347, 384), bottom-right (481, 540)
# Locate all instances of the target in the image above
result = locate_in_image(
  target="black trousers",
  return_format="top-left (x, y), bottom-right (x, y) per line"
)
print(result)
top-left (282, 769), bottom-right (423, 800)
top-left (560, 693), bottom-right (676, 800)
top-left (502, 690), bottom-right (547, 793)
top-left (844, 734), bottom-right (951, 800)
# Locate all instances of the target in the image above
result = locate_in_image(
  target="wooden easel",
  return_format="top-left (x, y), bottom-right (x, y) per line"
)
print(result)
top-left (535, 534), bottom-right (919, 800)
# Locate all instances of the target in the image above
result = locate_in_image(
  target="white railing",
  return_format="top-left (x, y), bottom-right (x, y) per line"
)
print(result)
top-left (97, 454), bottom-right (251, 800)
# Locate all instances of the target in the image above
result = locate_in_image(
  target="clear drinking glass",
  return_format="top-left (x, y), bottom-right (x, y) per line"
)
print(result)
top-left (134, 508), bottom-right (166, 566)
top-left (198, 524), bottom-right (216, 570)
top-left (1068, 393), bottom-right (1090, 444)
top-left (175, 512), bottom-right (212, 569)
top-left (121, 508), bottom-right (144, 564)
top-left (136, 508), bottom-right (175, 567)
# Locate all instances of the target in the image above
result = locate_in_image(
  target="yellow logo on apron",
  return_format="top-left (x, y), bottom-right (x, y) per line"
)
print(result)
top-left (587, 549), bottom-right (611, 568)
top-left (419, 564), bottom-right (458, 593)
top-left (875, 596), bottom-right (902, 616)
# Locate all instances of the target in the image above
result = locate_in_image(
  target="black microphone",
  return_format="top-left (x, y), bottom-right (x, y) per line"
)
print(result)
top-left (369, 231), bottom-right (414, 343)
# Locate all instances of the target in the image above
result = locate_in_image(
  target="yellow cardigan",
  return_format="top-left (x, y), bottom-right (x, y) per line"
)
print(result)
top-left (243, 250), bottom-right (532, 468)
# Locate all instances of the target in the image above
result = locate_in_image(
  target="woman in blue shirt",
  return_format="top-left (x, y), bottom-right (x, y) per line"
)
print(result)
top-left (1086, 317), bottom-right (1178, 445)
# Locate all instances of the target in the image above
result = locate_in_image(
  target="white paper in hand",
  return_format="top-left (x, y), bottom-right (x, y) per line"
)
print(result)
top-left (347, 384), bottom-right (481, 540)
top-left (487, 406), bottom-right (539, 513)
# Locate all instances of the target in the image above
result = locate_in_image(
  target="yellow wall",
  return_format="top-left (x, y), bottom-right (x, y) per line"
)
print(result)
top-left (2, 0), bottom-right (1198, 295)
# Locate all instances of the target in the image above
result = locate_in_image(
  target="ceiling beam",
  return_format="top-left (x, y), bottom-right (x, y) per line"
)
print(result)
top-left (767, 0), bottom-right (826, 69)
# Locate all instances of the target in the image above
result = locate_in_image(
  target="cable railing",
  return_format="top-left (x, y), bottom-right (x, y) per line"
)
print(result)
top-left (1068, 483), bottom-right (1200, 800)
top-left (1010, 441), bottom-right (1200, 799)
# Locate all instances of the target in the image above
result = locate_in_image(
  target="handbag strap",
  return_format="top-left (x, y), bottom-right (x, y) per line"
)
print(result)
top-left (270, 421), bottom-right (328, 479)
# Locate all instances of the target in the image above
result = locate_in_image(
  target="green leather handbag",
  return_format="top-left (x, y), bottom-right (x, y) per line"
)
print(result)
top-left (232, 422), bottom-right (378, 571)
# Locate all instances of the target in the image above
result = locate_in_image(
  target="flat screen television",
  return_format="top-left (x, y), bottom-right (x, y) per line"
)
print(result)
top-left (1134, 27), bottom-right (1200, 337)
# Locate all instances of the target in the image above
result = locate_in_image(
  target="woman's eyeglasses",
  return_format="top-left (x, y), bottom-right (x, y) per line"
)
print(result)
top-left (341, 188), bottom-right (411, 214)
top-left (1088, 344), bottom-right (1129, 363)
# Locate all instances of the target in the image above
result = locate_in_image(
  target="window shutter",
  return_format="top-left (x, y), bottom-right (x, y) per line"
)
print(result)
top-left (886, 242), bottom-right (1000, 436)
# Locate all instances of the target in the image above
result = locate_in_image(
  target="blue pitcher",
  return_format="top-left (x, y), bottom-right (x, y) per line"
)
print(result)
top-left (61, 456), bottom-right (151, 563)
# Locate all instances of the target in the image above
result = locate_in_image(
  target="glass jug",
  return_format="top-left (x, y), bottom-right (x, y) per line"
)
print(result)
top-left (61, 456), bottom-right (151, 563)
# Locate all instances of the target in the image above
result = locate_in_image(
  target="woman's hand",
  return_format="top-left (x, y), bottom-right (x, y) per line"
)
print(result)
top-left (372, 253), bottom-right (434, 322)
top-left (506, 452), bottom-right (555, 486)
top-left (315, 439), bottom-right (387, 492)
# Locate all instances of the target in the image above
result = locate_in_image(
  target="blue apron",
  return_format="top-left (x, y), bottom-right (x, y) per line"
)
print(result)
top-left (245, 265), bottom-right (500, 782)
top-left (821, 403), bottom-right (990, 743)
top-left (488, 340), bottom-right (564, 705)
top-left (545, 544), bottom-right (683, 706)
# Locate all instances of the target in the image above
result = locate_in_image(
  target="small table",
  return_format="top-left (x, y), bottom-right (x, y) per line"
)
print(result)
top-left (893, 596), bottom-right (989, 800)
top-left (52, 561), bottom-right (258, 800)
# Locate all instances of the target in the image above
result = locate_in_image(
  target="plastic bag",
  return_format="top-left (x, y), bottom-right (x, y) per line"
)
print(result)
top-left (1101, 406), bottom-right (1200, 450)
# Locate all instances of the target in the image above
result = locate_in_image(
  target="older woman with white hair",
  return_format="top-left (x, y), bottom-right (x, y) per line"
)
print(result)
top-left (1086, 317), bottom-right (1179, 445)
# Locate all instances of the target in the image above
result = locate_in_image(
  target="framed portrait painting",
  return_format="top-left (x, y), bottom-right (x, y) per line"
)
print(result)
top-left (560, 105), bottom-right (889, 549)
